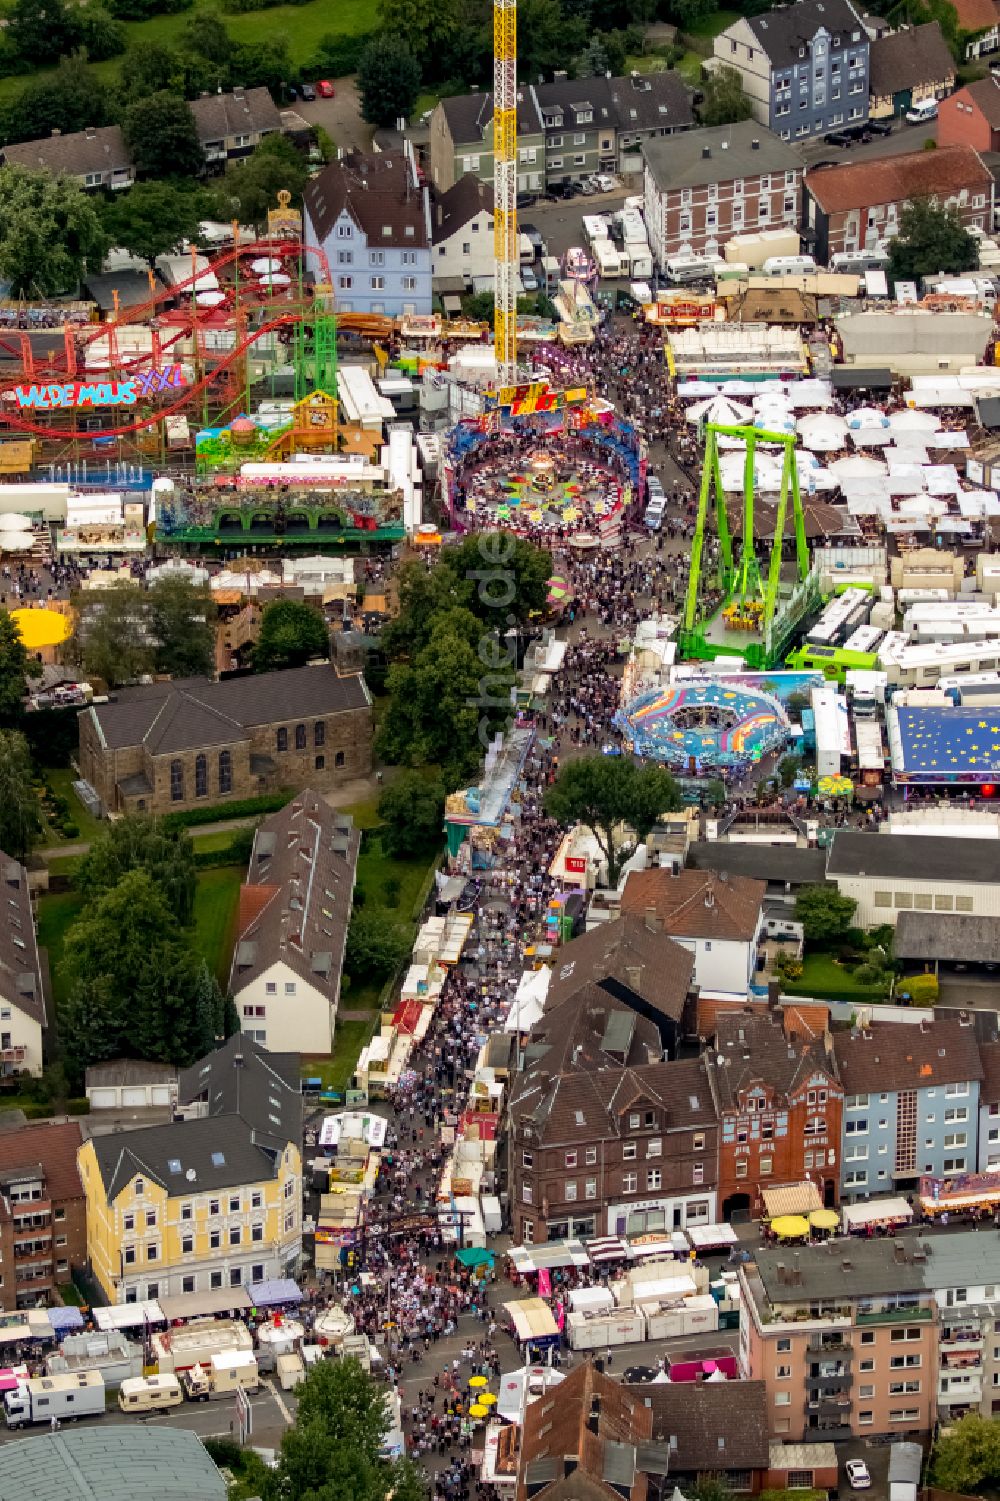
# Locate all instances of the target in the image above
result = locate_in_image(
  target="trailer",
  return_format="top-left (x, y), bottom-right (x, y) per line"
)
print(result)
top-left (150, 1318), bottom-right (254, 1374)
top-left (180, 1351), bottom-right (259, 1401)
top-left (566, 1309), bottom-right (645, 1350)
top-left (889, 1443), bottom-right (923, 1501)
top-left (5, 1370), bottom-right (106, 1429)
top-left (592, 239), bottom-right (624, 279)
top-left (918, 1169), bottom-right (1000, 1219)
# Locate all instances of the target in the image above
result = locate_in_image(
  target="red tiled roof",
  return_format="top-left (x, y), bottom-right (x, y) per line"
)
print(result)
top-left (805, 144), bottom-right (991, 214)
top-left (622, 868), bottom-right (764, 941)
top-left (0, 1121), bottom-right (84, 1204)
top-left (237, 882), bottom-right (279, 937)
top-left (950, 0), bottom-right (1000, 32)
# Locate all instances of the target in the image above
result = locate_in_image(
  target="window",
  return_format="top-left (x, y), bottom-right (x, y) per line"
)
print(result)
top-left (123, 1213), bottom-right (135, 1232)
top-left (335, 751), bottom-right (345, 768)
top-left (338, 277), bottom-right (353, 290)
top-left (647, 1169), bottom-right (662, 1190)
top-left (521, 1183), bottom-right (532, 1203)
top-left (182, 1235), bottom-right (193, 1254)
top-left (859, 1384), bottom-right (875, 1398)
top-left (585, 1179), bottom-right (597, 1199)
top-left (776, 1365), bottom-right (791, 1379)
top-left (860, 1356), bottom-right (875, 1370)
top-left (775, 1391), bottom-right (791, 1406)
top-left (565, 1151), bottom-right (577, 1168)
top-left (586, 1147), bottom-right (597, 1166)
top-left (623, 1143), bottom-right (637, 1160)
top-left (735, 1159), bottom-right (748, 1178)
top-left (693, 1162), bottom-right (704, 1185)
top-left (760, 1157), bottom-right (773, 1176)
top-left (693, 1133), bottom-right (705, 1151)
top-left (181, 1203), bottom-right (193, 1221)
top-left (337, 251), bottom-right (352, 265)
top-left (522, 1151), bottom-right (533, 1168)
top-left (623, 1172), bottom-right (637, 1193)
top-left (209, 1198), bottom-right (220, 1216)
top-left (859, 1411), bottom-right (874, 1426)
top-left (266, 982), bottom-right (276, 994)
top-left (370, 251), bottom-right (384, 267)
top-left (315, 755), bottom-right (325, 770)
top-left (146, 1242), bottom-right (159, 1262)
top-left (277, 727), bottom-right (288, 752)
top-left (461, 155), bottom-right (480, 172)
top-left (371, 276), bottom-right (385, 291)
top-left (647, 1138), bottom-right (662, 1158)
top-left (229, 1195), bottom-right (240, 1213)
top-left (565, 1182), bottom-right (577, 1201)
top-left (145, 1210), bottom-right (157, 1229)
top-left (285, 981), bottom-right (296, 995)
top-left (170, 760), bottom-right (184, 802)
top-left (946, 1083), bottom-right (969, 1098)
top-left (124, 1244), bottom-right (136, 1265)
top-left (314, 721), bottom-right (325, 748)
top-left (219, 750), bottom-right (232, 793)
top-left (295, 723), bottom-right (306, 750)
top-left (182, 1275), bottom-right (196, 1293)
top-left (252, 1223), bottom-right (264, 1242)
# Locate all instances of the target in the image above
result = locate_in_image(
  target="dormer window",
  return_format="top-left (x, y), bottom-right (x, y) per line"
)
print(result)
top-left (798, 45), bottom-right (806, 57)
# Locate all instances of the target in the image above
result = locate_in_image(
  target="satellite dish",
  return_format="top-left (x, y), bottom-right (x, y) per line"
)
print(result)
top-left (186, 1168), bottom-right (197, 1181)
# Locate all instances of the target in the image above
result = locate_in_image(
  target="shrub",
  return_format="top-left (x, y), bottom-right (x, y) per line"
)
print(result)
top-left (161, 792), bottom-right (291, 830)
top-left (61, 821), bottom-right (79, 838)
top-left (899, 972), bottom-right (939, 1006)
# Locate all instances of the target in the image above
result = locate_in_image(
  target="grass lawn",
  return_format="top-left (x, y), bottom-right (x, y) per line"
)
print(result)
top-left (303, 1016), bottom-right (375, 1093)
top-left (683, 7), bottom-right (740, 36)
top-left (36, 889), bottom-right (85, 1008)
top-left (40, 767), bottom-right (104, 848)
top-left (45, 854), bottom-right (82, 878)
top-left (0, 0), bottom-right (373, 102)
top-left (192, 865), bottom-right (242, 983)
top-left (191, 829), bottom-right (240, 855)
top-left (783, 950), bottom-right (890, 1004)
top-left (675, 51), bottom-right (705, 85)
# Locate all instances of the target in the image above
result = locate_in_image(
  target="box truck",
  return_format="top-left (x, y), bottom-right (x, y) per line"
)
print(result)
top-left (5, 1371), bottom-right (106, 1429)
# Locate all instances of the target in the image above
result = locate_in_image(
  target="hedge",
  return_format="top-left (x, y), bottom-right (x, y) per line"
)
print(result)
top-left (161, 792), bottom-right (292, 831)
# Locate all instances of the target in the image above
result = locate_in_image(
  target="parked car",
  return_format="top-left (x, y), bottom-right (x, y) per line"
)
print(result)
top-left (521, 265), bottom-right (539, 292)
top-left (592, 172), bottom-right (617, 192)
top-left (846, 1461), bottom-right (872, 1490)
top-left (580, 179), bottom-right (597, 195)
top-left (824, 131), bottom-right (853, 147)
top-left (905, 97), bottom-right (937, 123)
top-left (516, 191), bottom-right (537, 209)
top-left (300, 82), bottom-right (316, 100)
top-left (647, 475), bottom-right (665, 502)
top-left (867, 118), bottom-right (893, 135)
top-left (316, 79), bottom-right (335, 97)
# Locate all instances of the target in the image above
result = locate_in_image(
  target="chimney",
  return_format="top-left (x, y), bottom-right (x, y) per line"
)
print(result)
top-left (702, 146), bottom-right (712, 159)
top-left (645, 906), bottom-right (662, 933)
top-left (233, 86), bottom-right (244, 101)
top-left (705, 887), bottom-right (715, 909)
top-left (752, 138), bottom-right (760, 150)
top-left (85, 126), bottom-right (95, 140)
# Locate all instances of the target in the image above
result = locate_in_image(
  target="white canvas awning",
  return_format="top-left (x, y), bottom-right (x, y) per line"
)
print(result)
top-left (841, 1197), bottom-right (913, 1230)
top-left (504, 1297), bottom-right (559, 1343)
top-left (762, 1181), bottom-right (822, 1218)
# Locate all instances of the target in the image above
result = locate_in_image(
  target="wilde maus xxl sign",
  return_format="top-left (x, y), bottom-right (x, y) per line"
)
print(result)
top-left (14, 366), bottom-right (187, 411)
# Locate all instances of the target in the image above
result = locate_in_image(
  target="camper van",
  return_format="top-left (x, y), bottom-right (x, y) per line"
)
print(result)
top-left (118, 1375), bottom-right (184, 1413)
top-left (830, 250), bottom-right (890, 275)
top-left (762, 254), bottom-right (817, 276)
top-left (664, 255), bottom-right (724, 285)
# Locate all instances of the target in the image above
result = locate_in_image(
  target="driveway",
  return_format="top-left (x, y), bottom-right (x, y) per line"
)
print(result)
top-left (296, 79), bottom-right (370, 153)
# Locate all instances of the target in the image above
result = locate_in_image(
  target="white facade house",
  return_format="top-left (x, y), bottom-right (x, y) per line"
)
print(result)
top-left (0, 852), bottom-right (45, 1080)
top-left (825, 830), bottom-right (1000, 929)
top-left (622, 867), bottom-right (766, 1000)
top-left (229, 791), bottom-right (360, 1056)
top-left (432, 175), bottom-right (495, 289)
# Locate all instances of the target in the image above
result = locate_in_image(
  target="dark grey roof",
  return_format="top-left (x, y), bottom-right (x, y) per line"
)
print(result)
top-left (868, 22), bottom-right (954, 98)
top-left (188, 87), bottom-right (280, 143)
top-left (0, 1425), bottom-right (226, 1501)
top-left (832, 1018), bottom-right (984, 1096)
top-left (644, 120), bottom-right (803, 192)
top-left (634, 1379), bottom-right (770, 1471)
top-left (606, 70), bottom-right (694, 133)
top-left (688, 841), bottom-right (828, 886)
top-left (544, 913), bottom-right (694, 1024)
top-left (177, 1032), bottom-right (301, 1153)
top-left (433, 174), bottom-right (493, 244)
top-left (439, 72), bottom-right (693, 147)
top-left (2, 125), bottom-right (130, 178)
top-left (744, 0), bottom-right (868, 68)
top-left (753, 1236), bottom-right (928, 1303)
top-left (83, 271), bottom-right (155, 313)
top-left (85, 665), bottom-right (369, 755)
top-left (895, 911), bottom-right (1000, 964)
top-left (91, 1113), bottom-right (282, 1201)
top-left (304, 150), bottom-right (429, 250)
top-left (827, 830), bottom-right (1000, 883)
top-left (0, 850), bottom-right (45, 1029)
top-left (439, 90), bottom-right (544, 144)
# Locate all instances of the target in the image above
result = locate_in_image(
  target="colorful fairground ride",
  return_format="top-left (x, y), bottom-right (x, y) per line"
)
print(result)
top-left (562, 246), bottom-right (598, 288)
top-left (679, 420), bottom-right (823, 671)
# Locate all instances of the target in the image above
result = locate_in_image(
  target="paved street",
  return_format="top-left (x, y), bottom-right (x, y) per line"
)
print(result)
top-left (798, 116), bottom-right (937, 165)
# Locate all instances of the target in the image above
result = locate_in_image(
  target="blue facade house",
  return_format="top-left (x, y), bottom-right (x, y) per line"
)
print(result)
top-left (834, 1018), bottom-right (984, 1199)
top-left (304, 147), bottom-right (432, 319)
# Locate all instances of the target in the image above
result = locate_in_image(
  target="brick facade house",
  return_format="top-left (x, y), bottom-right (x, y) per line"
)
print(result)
top-left (704, 1008), bottom-right (843, 1221)
top-left (0, 1121), bottom-right (87, 1309)
top-left (802, 144), bottom-right (993, 262)
top-left (78, 664), bottom-right (372, 817)
top-left (938, 74), bottom-right (1000, 152)
top-left (643, 121), bottom-right (805, 266)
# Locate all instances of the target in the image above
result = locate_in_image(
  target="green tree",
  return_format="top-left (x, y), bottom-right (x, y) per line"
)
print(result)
top-left (117, 39), bottom-right (187, 101)
top-left (378, 0), bottom-right (451, 68)
top-left (0, 608), bottom-right (31, 724)
top-left (180, 8), bottom-right (233, 65)
top-left (254, 598), bottom-right (329, 672)
top-left (517, 0), bottom-right (587, 78)
top-left (231, 37), bottom-right (294, 92)
top-left (699, 64), bottom-right (753, 126)
top-left (888, 195), bottom-right (977, 281)
top-left (77, 8), bottom-right (127, 59)
top-left (147, 574), bottom-right (217, 678)
top-left (358, 35), bottom-right (422, 128)
top-left (577, 34), bottom-right (609, 74)
top-left (8, 0), bottom-right (79, 64)
top-left (778, 754), bottom-right (801, 788)
top-left (669, 0), bottom-right (718, 27)
top-left (123, 90), bottom-right (203, 178)
top-left (794, 884), bottom-right (858, 946)
top-left (61, 868), bottom-right (211, 1081)
top-left (0, 729), bottom-right (40, 860)
top-left (3, 58), bottom-right (111, 146)
top-left (0, 165), bottom-right (105, 297)
top-left (75, 584), bottom-right (153, 687)
top-left (544, 756), bottom-right (682, 886)
top-left (442, 532), bottom-right (552, 625)
top-left (74, 815), bottom-right (198, 926)
top-left (212, 133), bottom-right (309, 226)
top-left (931, 1414), bottom-right (1000, 1494)
top-left (345, 906), bottom-right (411, 984)
top-left (377, 771), bottom-right (446, 857)
top-left (101, 181), bottom-right (203, 263)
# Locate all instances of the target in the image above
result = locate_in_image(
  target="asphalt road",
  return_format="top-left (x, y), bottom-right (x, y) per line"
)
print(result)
top-left (520, 190), bottom-right (630, 263)
top-left (798, 116), bottom-right (937, 166)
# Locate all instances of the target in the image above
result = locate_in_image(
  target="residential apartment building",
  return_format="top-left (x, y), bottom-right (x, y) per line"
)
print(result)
top-left (713, 0), bottom-right (870, 142)
top-left (0, 850), bottom-right (46, 1081)
top-left (428, 73), bottom-right (693, 194)
top-left (802, 145), bottom-right (993, 262)
top-left (868, 22), bottom-right (955, 120)
top-left (621, 867), bottom-right (766, 999)
top-left (739, 1238), bottom-right (939, 1439)
top-left (939, 73), bottom-right (1000, 152)
top-left (978, 1041), bottom-right (1000, 1171)
top-left (78, 1113), bottom-right (301, 1304)
top-left (833, 1018), bottom-right (984, 1198)
top-left (229, 790), bottom-right (359, 1054)
top-left (507, 987), bottom-right (718, 1245)
top-left (431, 175), bottom-right (495, 289)
top-left (950, 0), bottom-right (1000, 59)
top-left (189, 86), bottom-right (281, 168)
top-left (516, 1362), bottom-right (654, 1501)
top-left (704, 1008), bottom-right (843, 1220)
top-left (304, 147), bottom-right (432, 318)
top-left (78, 664), bottom-right (373, 817)
top-left (922, 1231), bottom-right (1000, 1420)
top-left (1, 126), bottom-right (134, 190)
top-left (824, 830), bottom-right (1000, 930)
top-left (0, 1122), bottom-right (86, 1310)
top-left (643, 121), bottom-right (804, 266)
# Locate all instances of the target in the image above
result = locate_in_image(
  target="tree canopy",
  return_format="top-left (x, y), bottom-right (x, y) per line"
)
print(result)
top-left (888, 196), bottom-right (978, 281)
top-left (358, 35), bottom-right (422, 127)
top-left (74, 815), bottom-right (198, 926)
top-left (123, 90), bottom-right (203, 178)
top-left (254, 599), bottom-right (330, 672)
top-left (345, 906), bottom-right (412, 985)
top-left (544, 755), bottom-right (682, 886)
top-left (101, 181), bottom-right (204, 264)
top-left (0, 608), bottom-right (32, 724)
top-left (931, 1414), bottom-right (1000, 1494)
top-left (794, 884), bottom-right (858, 946)
top-left (699, 65), bottom-right (753, 127)
top-left (0, 165), bottom-right (105, 297)
top-left (75, 584), bottom-right (153, 687)
top-left (0, 729), bottom-right (41, 861)
top-left (211, 134), bottom-right (309, 226)
top-left (376, 771), bottom-right (446, 858)
top-left (147, 574), bottom-right (217, 678)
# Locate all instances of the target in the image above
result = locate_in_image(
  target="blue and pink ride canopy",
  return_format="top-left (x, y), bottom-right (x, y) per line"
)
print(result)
top-left (615, 679), bottom-right (791, 770)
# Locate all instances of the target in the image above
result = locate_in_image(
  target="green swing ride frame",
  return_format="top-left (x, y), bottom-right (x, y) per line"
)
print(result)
top-left (679, 420), bottom-right (811, 668)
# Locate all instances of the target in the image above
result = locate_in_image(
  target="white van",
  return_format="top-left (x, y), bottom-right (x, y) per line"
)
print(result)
top-left (762, 254), bottom-right (817, 276)
top-left (664, 254), bottom-right (724, 285)
top-left (118, 1375), bottom-right (184, 1413)
top-left (905, 98), bottom-right (938, 123)
top-left (518, 233), bottom-right (535, 266)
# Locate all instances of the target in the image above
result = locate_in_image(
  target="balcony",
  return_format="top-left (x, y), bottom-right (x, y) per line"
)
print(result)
top-left (807, 1419), bottom-right (852, 1438)
top-left (808, 1335), bottom-right (853, 1355)
top-left (856, 1305), bottom-right (932, 1326)
top-left (941, 1330), bottom-right (984, 1351)
top-left (806, 1369), bottom-right (853, 1391)
top-left (0, 1046), bottom-right (26, 1063)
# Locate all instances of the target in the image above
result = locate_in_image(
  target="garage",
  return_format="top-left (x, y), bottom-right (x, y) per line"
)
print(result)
top-left (151, 1085), bottom-right (173, 1107)
top-left (122, 1086), bottom-right (151, 1108)
top-left (89, 1088), bottom-right (118, 1110)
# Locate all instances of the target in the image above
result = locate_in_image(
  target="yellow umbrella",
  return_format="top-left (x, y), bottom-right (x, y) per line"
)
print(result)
top-left (469, 1403), bottom-right (489, 1418)
top-left (771, 1214), bottom-right (811, 1239)
top-left (468, 1374), bottom-right (488, 1388)
top-left (810, 1209), bottom-right (839, 1230)
top-left (480, 1392), bottom-right (498, 1406)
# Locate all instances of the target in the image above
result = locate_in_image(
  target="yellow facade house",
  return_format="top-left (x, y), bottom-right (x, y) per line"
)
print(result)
top-left (78, 1116), bottom-right (301, 1304)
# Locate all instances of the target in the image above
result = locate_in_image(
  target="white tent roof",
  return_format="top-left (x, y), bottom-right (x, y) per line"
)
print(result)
top-left (847, 407), bottom-right (889, 429)
top-left (889, 407), bottom-right (938, 431)
top-left (686, 394), bottom-right (752, 426)
top-left (829, 454), bottom-right (887, 479)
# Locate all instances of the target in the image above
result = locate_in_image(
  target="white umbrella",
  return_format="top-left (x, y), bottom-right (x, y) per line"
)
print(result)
top-left (1, 533), bottom-right (33, 552)
top-left (196, 290), bottom-right (226, 307)
top-left (0, 513), bottom-right (32, 531)
top-left (798, 413), bottom-right (848, 452)
top-left (829, 454), bottom-right (888, 479)
top-left (847, 406), bottom-right (889, 429)
top-left (785, 379), bottom-right (834, 409)
top-left (899, 495), bottom-right (947, 517)
top-left (888, 407), bottom-right (938, 432)
top-left (685, 394), bottom-right (752, 427)
top-left (251, 256), bottom-right (281, 275)
top-left (258, 273), bottom-right (291, 290)
top-left (756, 412), bottom-right (796, 434)
top-left (851, 428), bottom-right (892, 447)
